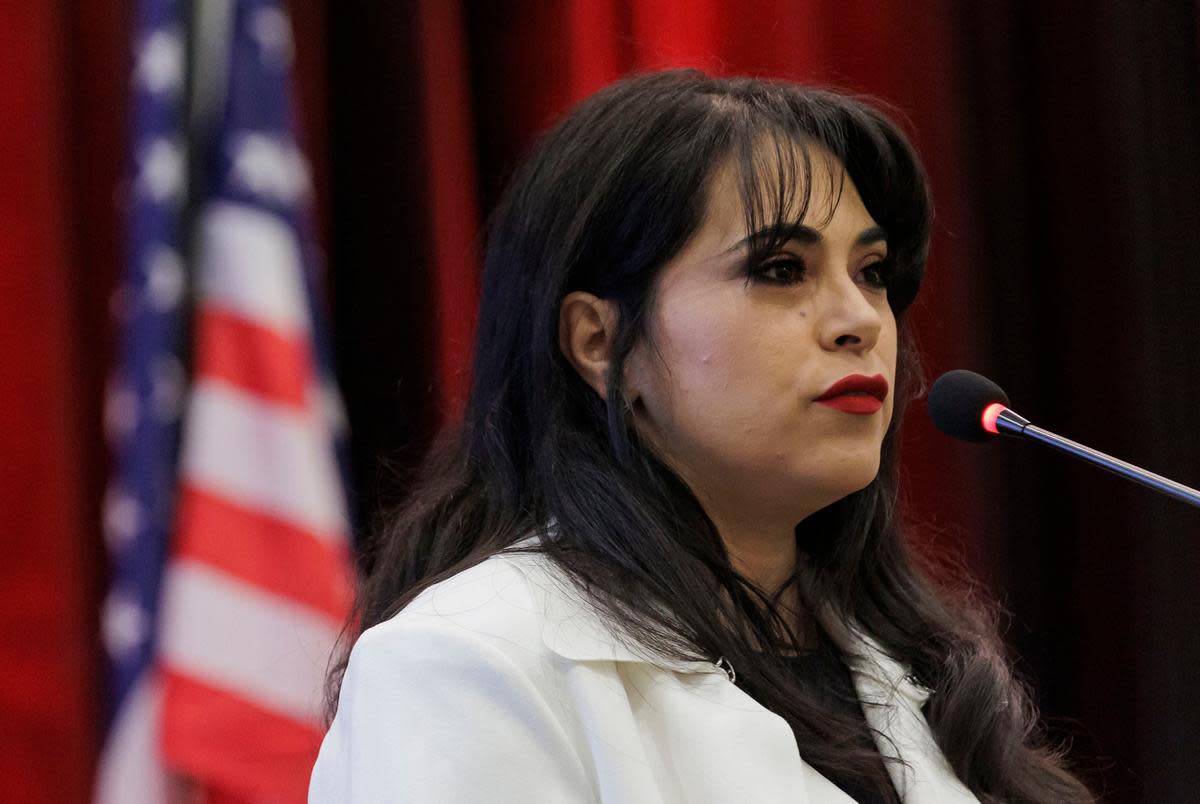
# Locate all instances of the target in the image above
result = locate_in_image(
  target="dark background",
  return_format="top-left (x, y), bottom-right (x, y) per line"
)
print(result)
top-left (4, 1), bottom-right (1199, 801)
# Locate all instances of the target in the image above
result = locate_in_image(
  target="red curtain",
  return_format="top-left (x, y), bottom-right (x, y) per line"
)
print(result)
top-left (0, 2), bottom-right (107, 801)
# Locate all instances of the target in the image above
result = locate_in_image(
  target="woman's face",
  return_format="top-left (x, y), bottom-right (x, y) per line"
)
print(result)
top-left (625, 148), bottom-right (898, 530)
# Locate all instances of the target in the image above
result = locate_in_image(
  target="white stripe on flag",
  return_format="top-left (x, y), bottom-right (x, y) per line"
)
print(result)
top-left (198, 200), bottom-right (308, 333)
top-left (180, 378), bottom-right (349, 540)
top-left (159, 560), bottom-right (341, 724)
top-left (93, 672), bottom-right (169, 804)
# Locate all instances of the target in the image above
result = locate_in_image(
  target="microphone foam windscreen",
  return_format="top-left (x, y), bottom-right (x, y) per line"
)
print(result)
top-left (927, 370), bottom-right (1010, 442)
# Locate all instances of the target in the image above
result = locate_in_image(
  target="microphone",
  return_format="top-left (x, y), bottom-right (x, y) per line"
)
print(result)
top-left (928, 369), bottom-right (1200, 509)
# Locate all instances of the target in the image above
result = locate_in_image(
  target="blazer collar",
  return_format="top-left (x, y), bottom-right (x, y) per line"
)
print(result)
top-left (513, 539), bottom-right (719, 674)
top-left (819, 606), bottom-right (978, 802)
top-left (510, 531), bottom-right (930, 690)
top-left (506, 531), bottom-right (979, 803)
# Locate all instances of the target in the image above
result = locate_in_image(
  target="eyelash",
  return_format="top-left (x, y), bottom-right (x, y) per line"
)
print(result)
top-left (752, 256), bottom-right (807, 285)
top-left (860, 260), bottom-right (895, 289)
top-left (749, 255), bottom-right (895, 289)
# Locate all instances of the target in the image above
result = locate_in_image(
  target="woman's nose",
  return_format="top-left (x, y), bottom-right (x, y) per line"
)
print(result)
top-left (818, 277), bottom-right (883, 352)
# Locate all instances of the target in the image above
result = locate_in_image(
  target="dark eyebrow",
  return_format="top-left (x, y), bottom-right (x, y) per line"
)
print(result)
top-left (723, 223), bottom-right (889, 254)
top-left (854, 225), bottom-right (889, 247)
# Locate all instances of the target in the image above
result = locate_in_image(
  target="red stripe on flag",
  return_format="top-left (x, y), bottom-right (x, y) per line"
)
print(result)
top-left (196, 307), bottom-right (311, 409)
top-left (174, 485), bottom-right (354, 620)
top-left (160, 669), bottom-right (324, 803)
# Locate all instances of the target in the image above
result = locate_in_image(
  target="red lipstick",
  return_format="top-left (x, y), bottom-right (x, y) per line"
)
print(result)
top-left (815, 374), bottom-right (889, 415)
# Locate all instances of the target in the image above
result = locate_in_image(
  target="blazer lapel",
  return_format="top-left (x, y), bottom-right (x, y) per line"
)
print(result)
top-left (818, 612), bottom-right (979, 803)
top-left (516, 548), bottom-right (858, 803)
top-left (508, 535), bottom-right (978, 803)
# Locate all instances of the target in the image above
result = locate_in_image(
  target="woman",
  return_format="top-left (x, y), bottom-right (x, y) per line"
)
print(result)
top-left (311, 70), bottom-right (1093, 803)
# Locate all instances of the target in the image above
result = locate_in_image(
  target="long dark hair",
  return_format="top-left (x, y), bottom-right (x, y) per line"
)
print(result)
top-left (333, 70), bottom-right (1093, 803)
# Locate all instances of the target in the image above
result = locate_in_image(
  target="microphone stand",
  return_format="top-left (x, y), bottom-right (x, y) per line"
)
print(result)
top-left (995, 408), bottom-right (1200, 509)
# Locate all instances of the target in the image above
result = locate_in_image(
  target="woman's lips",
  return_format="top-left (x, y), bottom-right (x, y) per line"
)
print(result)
top-left (815, 373), bottom-right (888, 415)
top-left (816, 394), bottom-right (883, 414)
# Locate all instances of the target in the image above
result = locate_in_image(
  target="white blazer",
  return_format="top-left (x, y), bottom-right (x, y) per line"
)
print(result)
top-left (310, 541), bottom-right (979, 803)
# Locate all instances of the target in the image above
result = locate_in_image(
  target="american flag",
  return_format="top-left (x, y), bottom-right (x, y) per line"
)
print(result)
top-left (96, 0), bottom-right (354, 800)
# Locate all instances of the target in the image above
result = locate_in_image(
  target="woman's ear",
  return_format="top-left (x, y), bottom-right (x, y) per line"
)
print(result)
top-left (558, 291), bottom-right (619, 400)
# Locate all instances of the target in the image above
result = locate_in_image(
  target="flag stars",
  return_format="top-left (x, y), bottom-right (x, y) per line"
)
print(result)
top-left (228, 133), bottom-right (311, 206)
top-left (134, 28), bottom-right (185, 96)
top-left (103, 591), bottom-right (150, 659)
top-left (103, 486), bottom-right (142, 552)
top-left (249, 5), bottom-right (294, 70)
top-left (137, 138), bottom-right (187, 203)
top-left (146, 246), bottom-right (186, 311)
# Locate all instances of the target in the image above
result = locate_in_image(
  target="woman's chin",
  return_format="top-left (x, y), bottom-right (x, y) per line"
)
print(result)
top-left (798, 461), bottom-right (882, 510)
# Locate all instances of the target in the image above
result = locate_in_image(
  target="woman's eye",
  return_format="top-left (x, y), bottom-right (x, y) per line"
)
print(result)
top-left (752, 257), bottom-right (806, 284)
top-left (860, 259), bottom-right (893, 289)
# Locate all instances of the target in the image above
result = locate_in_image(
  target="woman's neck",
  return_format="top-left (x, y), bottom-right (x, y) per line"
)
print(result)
top-left (703, 503), bottom-right (798, 591)
top-left (722, 528), bottom-right (798, 595)
top-left (709, 513), bottom-right (815, 651)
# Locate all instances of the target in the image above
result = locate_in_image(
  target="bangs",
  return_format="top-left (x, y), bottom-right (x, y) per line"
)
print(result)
top-left (717, 84), bottom-right (931, 314)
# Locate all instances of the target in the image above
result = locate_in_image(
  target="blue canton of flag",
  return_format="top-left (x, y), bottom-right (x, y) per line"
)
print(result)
top-left (95, 0), bottom-right (190, 800)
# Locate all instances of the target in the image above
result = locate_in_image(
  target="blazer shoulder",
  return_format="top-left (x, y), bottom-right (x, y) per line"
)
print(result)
top-left (365, 547), bottom-right (562, 668)
top-left (364, 542), bottom-right (707, 672)
top-left (315, 547), bottom-right (598, 803)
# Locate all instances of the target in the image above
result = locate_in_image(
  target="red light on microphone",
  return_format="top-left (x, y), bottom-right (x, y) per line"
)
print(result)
top-left (981, 402), bottom-right (1006, 435)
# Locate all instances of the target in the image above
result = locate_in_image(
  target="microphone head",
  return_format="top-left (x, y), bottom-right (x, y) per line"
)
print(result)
top-left (928, 370), bottom-right (1011, 442)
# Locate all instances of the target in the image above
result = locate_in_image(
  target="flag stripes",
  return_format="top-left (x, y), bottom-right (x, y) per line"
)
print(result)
top-left (173, 487), bottom-right (352, 618)
top-left (160, 671), bottom-right (321, 801)
top-left (160, 560), bottom-right (342, 725)
top-left (179, 379), bottom-right (349, 540)
top-left (196, 202), bottom-right (311, 333)
top-left (94, 675), bottom-right (170, 803)
top-left (97, 1), bottom-right (356, 799)
top-left (197, 308), bottom-right (313, 408)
